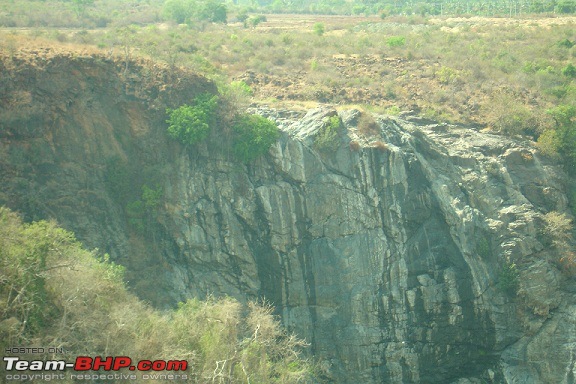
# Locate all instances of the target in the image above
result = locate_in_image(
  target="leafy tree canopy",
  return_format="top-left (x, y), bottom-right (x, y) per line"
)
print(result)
top-left (232, 114), bottom-right (280, 163)
top-left (166, 94), bottom-right (219, 146)
top-left (163, 0), bottom-right (227, 24)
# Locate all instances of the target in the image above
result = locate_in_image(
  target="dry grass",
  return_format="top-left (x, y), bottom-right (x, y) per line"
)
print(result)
top-left (5, 16), bottom-right (576, 130)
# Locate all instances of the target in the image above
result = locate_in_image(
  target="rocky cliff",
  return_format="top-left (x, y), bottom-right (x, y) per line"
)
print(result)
top-left (1, 48), bottom-right (575, 383)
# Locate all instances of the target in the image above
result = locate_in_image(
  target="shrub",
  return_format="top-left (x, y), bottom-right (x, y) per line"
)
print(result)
top-left (247, 14), bottom-right (266, 28)
top-left (163, 0), bottom-right (226, 24)
top-left (557, 38), bottom-right (574, 48)
top-left (222, 80), bottom-right (253, 109)
top-left (385, 105), bottom-right (401, 115)
top-left (386, 36), bottom-right (405, 47)
top-left (498, 262), bottom-right (519, 296)
top-left (357, 112), bottom-right (379, 136)
top-left (166, 93), bottom-right (219, 146)
top-left (196, 0), bottom-right (227, 23)
top-left (349, 140), bottom-right (361, 151)
top-left (476, 236), bottom-right (491, 258)
top-left (556, 1), bottom-right (576, 13)
top-left (229, 80), bottom-right (253, 96)
top-left (436, 66), bottom-right (460, 84)
top-left (562, 63), bottom-right (576, 78)
top-left (232, 114), bottom-right (280, 162)
top-left (497, 108), bottom-right (538, 136)
top-left (559, 250), bottom-right (576, 276)
top-left (315, 115), bottom-right (341, 152)
top-left (485, 94), bottom-right (540, 137)
top-left (125, 184), bottom-right (163, 232)
top-left (543, 211), bottom-right (572, 246)
top-left (546, 85), bottom-right (569, 99)
top-left (236, 9), bottom-right (248, 23)
top-left (163, 0), bottom-right (193, 24)
top-left (310, 58), bottom-right (319, 71)
top-left (313, 22), bottom-right (325, 36)
top-left (548, 104), bottom-right (576, 127)
top-left (545, 105), bottom-right (576, 173)
top-left (142, 184), bottom-right (163, 209)
top-left (281, 33), bottom-right (293, 45)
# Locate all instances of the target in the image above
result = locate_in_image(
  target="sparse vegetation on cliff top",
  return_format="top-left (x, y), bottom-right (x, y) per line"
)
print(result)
top-left (6, 13), bottom-right (576, 144)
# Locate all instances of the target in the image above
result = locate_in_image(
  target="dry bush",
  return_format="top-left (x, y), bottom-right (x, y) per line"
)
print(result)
top-left (559, 250), bottom-right (576, 276)
top-left (542, 211), bottom-right (576, 277)
top-left (543, 211), bottom-right (572, 245)
top-left (357, 112), bottom-right (380, 136)
top-left (536, 129), bottom-right (562, 159)
top-left (349, 140), bottom-right (361, 151)
top-left (481, 93), bottom-right (541, 136)
top-left (0, 207), bottom-right (316, 383)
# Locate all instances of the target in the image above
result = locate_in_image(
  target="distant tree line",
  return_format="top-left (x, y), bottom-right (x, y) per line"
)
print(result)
top-left (2, 0), bottom-right (576, 29)
top-left (163, 0), bottom-right (228, 24)
top-left (233, 0), bottom-right (576, 16)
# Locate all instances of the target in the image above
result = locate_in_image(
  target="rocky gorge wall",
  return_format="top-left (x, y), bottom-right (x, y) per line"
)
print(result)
top-left (1, 50), bottom-right (576, 383)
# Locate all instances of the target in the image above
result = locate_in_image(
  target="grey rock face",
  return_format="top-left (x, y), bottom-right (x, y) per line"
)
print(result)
top-left (159, 107), bottom-right (576, 383)
top-left (2, 60), bottom-right (575, 383)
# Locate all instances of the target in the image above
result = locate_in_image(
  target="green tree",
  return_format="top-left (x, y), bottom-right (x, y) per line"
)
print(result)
top-left (142, 184), bottom-right (163, 210)
top-left (232, 114), bottom-right (280, 163)
top-left (247, 15), bottom-right (267, 28)
top-left (562, 63), bottom-right (576, 78)
top-left (499, 262), bottom-right (519, 296)
top-left (71, 0), bottom-right (94, 16)
top-left (163, 0), bottom-right (227, 24)
top-left (558, 39), bottom-right (575, 48)
top-left (163, 0), bottom-right (194, 23)
top-left (197, 0), bottom-right (227, 23)
top-left (545, 105), bottom-right (576, 173)
top-left (556, 1), bottom-right (576, 13)
top-left (313, 22), bottom-right (325, 36)
top-left (125, 185), bottom-right (163, 233)
top-left (166, 94), bottom-right (219, 146)
top-left (236, 8), bottom-right (249, 23)
top-left (116, 25), bottom-right (139, 73)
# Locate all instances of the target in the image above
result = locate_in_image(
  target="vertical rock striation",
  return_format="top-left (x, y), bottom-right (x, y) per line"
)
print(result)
top-left (1, 53), bottom-right (575, 382)
top-left (161, 106), bottom-right (576, 383)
